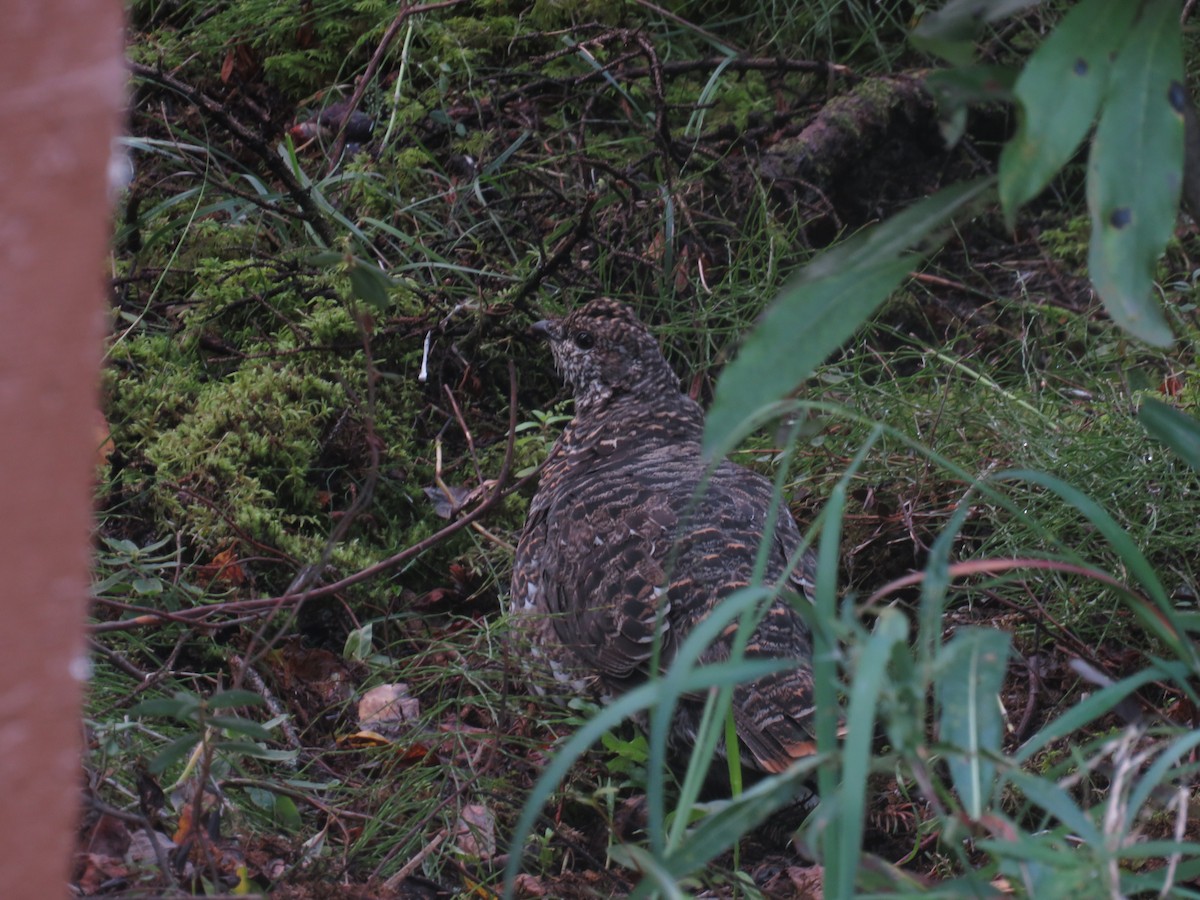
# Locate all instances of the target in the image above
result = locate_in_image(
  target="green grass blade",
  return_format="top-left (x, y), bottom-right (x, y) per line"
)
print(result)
top-left (995, 469), bottom-right (1195, 666)
top-left (1124, 729), bottom-right (1200, 820)
top-left (1013, 665), bottom-right (1180, 763)
top-left (507, 586), bottom-right (795, 891)
top-left (1001, 768), bottom-right (1101, 845)
top-left (635, 754), bottom-right (823, 892)
top-left (829, 607), bottom-right (909, 900)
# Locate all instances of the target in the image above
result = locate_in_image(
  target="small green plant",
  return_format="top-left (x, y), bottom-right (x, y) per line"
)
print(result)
top-left (93, 536), bottom-right (205, 612)
top-left (131, 689), bottom-right (295, 777)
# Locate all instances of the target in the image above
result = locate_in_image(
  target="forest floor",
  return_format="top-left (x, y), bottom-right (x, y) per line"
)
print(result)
top-left (78, 3), bottom-right (1200, 897)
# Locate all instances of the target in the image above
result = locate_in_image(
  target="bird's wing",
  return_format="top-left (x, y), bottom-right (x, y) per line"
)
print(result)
top-left (670, 463), bottom-right (818, 773)
top-left (544, 486), bottom-right (677, 680)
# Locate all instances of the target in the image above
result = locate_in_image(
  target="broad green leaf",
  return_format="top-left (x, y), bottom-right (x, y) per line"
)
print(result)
top-left (147, 733), bottom-right (201, 774)
top-left (998, 0), bottom-right (1137, 222)
top-left (132, 693), bottom-right (201, 719)
top-left (704, 178), bottom-right (993, 460)
top-left (1087, 0), bottom-right (1183, 346)
top-left (209, 715), bottom-right (275, 741)
top-left (347, 258), bottom-right (395, 311)
top-left (719, 258), bottom-right (921, 393)
top-left (937, 628), bottom-right (1010, 819)
top-left (272, 793), bottom-right (303, 832)
top-left (311, 251), bottom-right (397, 312)
top-left (999, 768), bottom-right (1100, 845)
top-left (216, 741), bottom-right (297, 761)
top-left (1138, 398), bottom-right (1200, 472)
top-left (206, 689), bottom-right (266, 710)
top-left (805, 177), bottom-right (993, 282)
top-left (912, 0), bottom-right (1043, 66)
top-left (343, 623), bottom-right (374, 661)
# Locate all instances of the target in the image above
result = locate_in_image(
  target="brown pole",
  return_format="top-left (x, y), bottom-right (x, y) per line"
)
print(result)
top-left (0, 1), bottom-right (124, 893)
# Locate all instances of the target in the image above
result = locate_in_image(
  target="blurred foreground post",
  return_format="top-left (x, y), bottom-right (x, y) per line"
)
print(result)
top-left (0, 1), bottom-right (124, 892)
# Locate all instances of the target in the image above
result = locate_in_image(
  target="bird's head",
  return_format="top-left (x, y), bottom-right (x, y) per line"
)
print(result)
top-left (533, 299), bottom-right (682, 413)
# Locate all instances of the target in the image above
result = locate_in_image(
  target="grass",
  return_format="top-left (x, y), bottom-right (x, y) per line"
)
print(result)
top-left (85, 1), bottom-right (1200, 896)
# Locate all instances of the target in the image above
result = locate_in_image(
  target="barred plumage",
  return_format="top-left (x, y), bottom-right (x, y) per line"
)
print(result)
top-left (511, 298), bottom-right (817, 775)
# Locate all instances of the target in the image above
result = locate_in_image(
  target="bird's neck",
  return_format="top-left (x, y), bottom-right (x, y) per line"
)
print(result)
top-left (562, 388), bottom-right (704, 451)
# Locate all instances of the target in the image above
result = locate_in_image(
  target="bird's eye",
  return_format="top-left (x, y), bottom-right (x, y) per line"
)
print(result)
top-left (573, 330), bottom-right (595, 350)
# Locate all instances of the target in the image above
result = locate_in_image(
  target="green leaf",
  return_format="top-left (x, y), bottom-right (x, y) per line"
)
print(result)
top-left (272, 793), bottom-right (303, 832)
top-left (1087, 0), bottom-right (1183, 347)
top-left (343, 623), bottom-right (374, 662)
top-left (311, 250), bottom-right (397, 312)
top-left (215, 741), bottom-right (297, 761)
top-left (998, 0), bottom-right (1137, 222)
top-left (704, 178), bottom-right (993, 460)
top-left (347, 259), bottom-right (395, 312)
top-left (147, 732), bottom-right (201, 774)
top-left (132, 693), bottom-right (201, 720)
top-left (936, 628), bottom-right (1011, 819)
top-left (1138, 398), bottom-right (1200, 472)
top-left (130, 576), bottom-right (163, 595)
top-left (209, 715), bottom-right (275, 741)
top-left (206, 689), bottom-right (266, 710)
top-left (912, 0), bottom-right (1042, 66)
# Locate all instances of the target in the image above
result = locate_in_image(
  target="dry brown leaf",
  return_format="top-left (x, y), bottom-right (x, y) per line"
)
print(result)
top-left (358, 683), bottom-right (419, 733)
top-left (454, 804), bottom-right (496, 860)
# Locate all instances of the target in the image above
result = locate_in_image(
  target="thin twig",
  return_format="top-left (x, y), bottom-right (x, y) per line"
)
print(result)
top-left (326, 0), bottom-right (470, 168)
top-left (382, 829), bottom-right (447, 890)
top-left (444, 385), bottom-right (484, 484)
top-left (865, 558), bottom-right (1156, 610)
top-left (509, 191), bottom-right (598, 313)
top-left (129, 62), bottom-right (335, 245)
top-left (228, 655), bottom-right (304, 755)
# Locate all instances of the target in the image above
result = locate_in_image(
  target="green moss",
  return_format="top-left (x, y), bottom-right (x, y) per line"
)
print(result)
top-left (100, 210), bottom-right (487, 601)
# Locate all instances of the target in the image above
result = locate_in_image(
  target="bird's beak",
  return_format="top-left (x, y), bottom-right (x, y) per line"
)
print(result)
top-left (531, 319), bottom-right (553, 338)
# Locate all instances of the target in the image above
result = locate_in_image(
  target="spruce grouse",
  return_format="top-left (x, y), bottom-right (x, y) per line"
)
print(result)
top-left (511, 298), bottom-right (818, 777)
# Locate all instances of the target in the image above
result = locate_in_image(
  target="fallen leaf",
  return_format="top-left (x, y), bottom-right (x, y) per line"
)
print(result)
top-left (193, 546), bottom-right (246, 587)
top-left (455, 804), bottom-right (496, 860)
top-left (358, 683), bottom-right (419, 732)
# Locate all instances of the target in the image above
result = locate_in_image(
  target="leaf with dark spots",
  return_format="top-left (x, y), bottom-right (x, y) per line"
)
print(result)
top-left (999, 0), bottom-right (1136, 221)
top-left (1087, 0), bottom-right (1182, 346)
